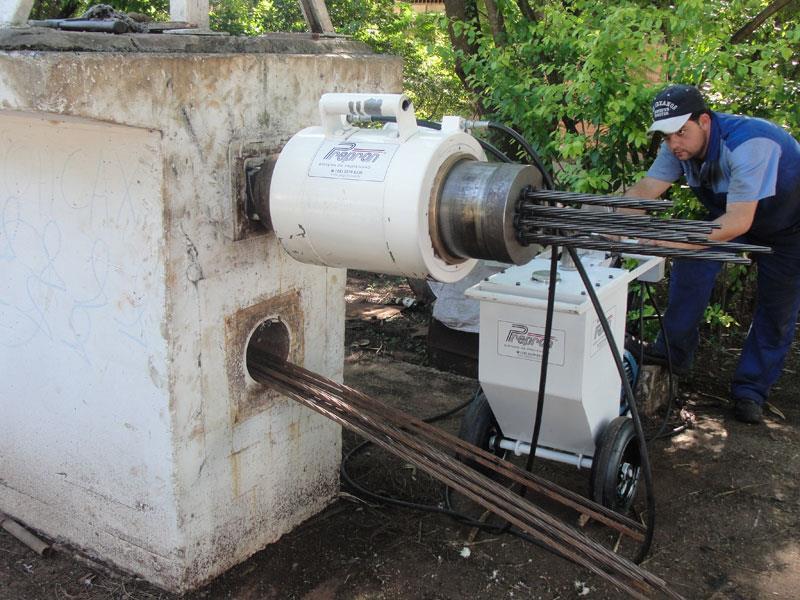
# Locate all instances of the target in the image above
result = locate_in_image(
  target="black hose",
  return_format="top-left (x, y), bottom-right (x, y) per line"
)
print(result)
top-left (479, 139), bottom-right (513, 162)
top-left (339, 397), bottom-right (577, 564)
top-left (368, 115), bottom-right (514, 163)
top-left (523, 242), bottom-right (559, 477)
top-left (494, 115), bottom-right (656, 561)
top-left (628, 279), bottom-right (685, 442)
top-left (566, 246), bottom-right (655, 562)
top-left (341, 115), bottom-right (655, 563)
top-left (487, 121), bottom-right (555, 189)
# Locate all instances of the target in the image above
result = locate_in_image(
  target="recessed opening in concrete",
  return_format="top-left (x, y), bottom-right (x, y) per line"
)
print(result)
top-left (245, 318), bottom-right (291, 379)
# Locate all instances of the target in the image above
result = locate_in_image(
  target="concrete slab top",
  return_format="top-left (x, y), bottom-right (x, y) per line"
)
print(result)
top-left (0, 27), bottom-right (376, 54)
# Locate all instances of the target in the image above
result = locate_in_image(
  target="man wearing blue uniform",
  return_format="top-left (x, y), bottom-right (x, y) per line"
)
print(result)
top-left (626, 84), bottom-right (800, 424)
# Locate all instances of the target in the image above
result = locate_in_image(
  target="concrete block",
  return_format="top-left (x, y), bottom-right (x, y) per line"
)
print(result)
top-left (0, 33), bottom-right (402, 592)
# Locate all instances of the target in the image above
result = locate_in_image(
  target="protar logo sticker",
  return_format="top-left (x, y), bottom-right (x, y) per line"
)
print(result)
top-left (497, 320), bottom-right (566, 365)
top-left (323, 142), bottom-right (386, 164)
top-left (309, 139), bottom-right (400, 182)
top-left (505, 324), bottom-right (553, 348)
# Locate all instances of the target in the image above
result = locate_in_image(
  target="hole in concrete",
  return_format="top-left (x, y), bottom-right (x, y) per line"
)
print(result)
top-left (245, 318), bottom-right (291, 379)
top-left (401, 98), bottom-right (411, 111)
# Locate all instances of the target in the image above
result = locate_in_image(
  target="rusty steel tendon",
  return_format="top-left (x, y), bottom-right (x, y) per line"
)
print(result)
top-left (247, 350), bottom-right (685, 600)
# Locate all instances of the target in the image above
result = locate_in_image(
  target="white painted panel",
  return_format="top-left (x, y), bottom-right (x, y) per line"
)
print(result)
top-left (0, 113), bottom-right (177, 553)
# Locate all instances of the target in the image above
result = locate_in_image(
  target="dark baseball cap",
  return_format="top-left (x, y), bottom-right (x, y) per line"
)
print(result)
top-left (648, 85), bottom-right (708, 134)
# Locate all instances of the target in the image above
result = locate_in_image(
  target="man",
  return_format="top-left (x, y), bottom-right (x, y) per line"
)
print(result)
top-left (626, 84), bottom-right (800, 424)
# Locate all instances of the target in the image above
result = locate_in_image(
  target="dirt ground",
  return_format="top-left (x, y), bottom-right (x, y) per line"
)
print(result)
top-left (2, 272), bottom-right (799, 600)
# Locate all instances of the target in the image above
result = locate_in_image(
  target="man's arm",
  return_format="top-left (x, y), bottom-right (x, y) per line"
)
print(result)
top-left (708, 201), bottom-right (758, 242)
top-left (640, 201), bottom-right (758, 249)
top-left (624, 176), bottom-right (673, 200)
top-left (621, 178), bottom-right (757, 248)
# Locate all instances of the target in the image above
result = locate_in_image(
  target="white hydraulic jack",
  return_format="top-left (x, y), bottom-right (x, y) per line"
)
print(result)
top-left (463, 250), bottom-right (664, 512)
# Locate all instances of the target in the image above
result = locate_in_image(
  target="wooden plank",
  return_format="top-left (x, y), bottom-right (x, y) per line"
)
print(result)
top-left (298, 0), bottom-right (335, 34)
top-left (0, 0), bottom-right (34, 26)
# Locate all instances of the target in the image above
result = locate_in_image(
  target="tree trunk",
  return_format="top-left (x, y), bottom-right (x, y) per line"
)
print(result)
top-left (730, 0), bottom-right (795, 44)
top-left (443, 0), bottom-right (485, 108)
top-left (516, 0), bottom-right (537, 22)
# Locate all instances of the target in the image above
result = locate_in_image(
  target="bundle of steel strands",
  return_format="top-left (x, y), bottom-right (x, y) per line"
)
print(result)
top-left (246, 350), bottom-right (685, 600)
top-left (517, 190), bottom-right (771, 263)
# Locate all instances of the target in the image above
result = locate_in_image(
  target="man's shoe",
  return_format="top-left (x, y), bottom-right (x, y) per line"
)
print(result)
top-left (641, 349), bottom-right (689, 377)
top-left (625, 337), bottom-right (688, 375)
top-left (734, 398), bottom-right (763, 424)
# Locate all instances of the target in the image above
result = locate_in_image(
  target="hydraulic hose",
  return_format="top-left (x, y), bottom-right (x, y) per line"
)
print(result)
top-left (524, 243), bottom-right (559, 477)
top-left (643, 282), bottom-right (686, 441)
top-left (566, 246), bottom-right (655, 562)
top-left (486, 121), bottom-right (556, 189)
top-left (367, 115), bottom-right (513, 163)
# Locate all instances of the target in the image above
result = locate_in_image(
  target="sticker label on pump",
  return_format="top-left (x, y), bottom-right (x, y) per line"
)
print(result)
top-left (590, 308), bottom-right (616, 357)
top-left (308, 140), bottom-right (400, 182)
top-left (497, 321), bottom-right (566, 365)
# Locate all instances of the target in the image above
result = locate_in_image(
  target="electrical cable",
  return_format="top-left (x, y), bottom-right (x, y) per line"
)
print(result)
top-left (629, 282), bottom-right (685, 441)
top-left (492, 120), bottom-right (655, 561)
top-left (643, 283), bottom-right (688, 441)
top-left (523, 243), bottom-right (559, 478)
top-left (491, 123), bottom-right (650, 563)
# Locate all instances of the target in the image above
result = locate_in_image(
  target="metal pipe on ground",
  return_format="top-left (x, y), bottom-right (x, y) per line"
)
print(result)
top-left (1, 515), bottom-right (52, 557)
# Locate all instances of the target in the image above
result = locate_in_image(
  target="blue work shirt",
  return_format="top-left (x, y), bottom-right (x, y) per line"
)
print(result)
top-left (647, 112), bottom-right (800, 245)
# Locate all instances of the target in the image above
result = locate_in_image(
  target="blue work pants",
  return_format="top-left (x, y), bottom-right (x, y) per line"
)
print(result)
top-left (653, 245), bottom-right (800, 405)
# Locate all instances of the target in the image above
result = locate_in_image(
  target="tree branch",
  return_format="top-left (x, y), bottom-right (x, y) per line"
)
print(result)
top-left (730, 0), bottom-right (795, 44)
top-left (516, 0), bottom-right (537, 22)
top-left (484, 0), bottom-right (506, 46)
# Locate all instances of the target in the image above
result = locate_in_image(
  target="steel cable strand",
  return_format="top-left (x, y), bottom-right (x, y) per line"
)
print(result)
top-left (250, 367), bottom-right (658, 599)
top-left (248, 358), bottom-right (683, 599)
top-left (248, 365), bottom-right (647, 595)
top-left (250, 351), bottom-right (646, 540)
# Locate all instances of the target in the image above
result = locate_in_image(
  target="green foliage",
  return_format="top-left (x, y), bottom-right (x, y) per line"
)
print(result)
top-left (205, 0), bottom-right (469, 118)
top-left (452, 0), bottom-right (798, 333)
top-left (626, 286), bottom-right (661, 340)
top-left (364, 6), bottom-right (473, 119)
top-left (703, 303), bottom-right (738, 329)
top-left (32, 0), bottom-right (168, 19)
top-left (209, 0), bottom-right (304, 35)
top-left (454, 0), bottom-right (799, 196)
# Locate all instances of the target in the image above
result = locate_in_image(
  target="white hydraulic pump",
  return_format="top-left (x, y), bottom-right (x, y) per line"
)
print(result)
top-left (270, 93), bottom-right (542, 282)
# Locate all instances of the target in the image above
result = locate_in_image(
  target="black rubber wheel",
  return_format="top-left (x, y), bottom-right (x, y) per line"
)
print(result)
top-left (457, 390), bottom-right (505, 472)
top-left (448, 390), bottom-right (507, 516)
top-left (590, 416), bottom-right (641, 513)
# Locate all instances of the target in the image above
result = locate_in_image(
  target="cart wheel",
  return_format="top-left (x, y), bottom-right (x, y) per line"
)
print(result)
top-left (590, 416), bottom-right (641, 513)
top-left (457, 390), bottom-right (505, 474)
